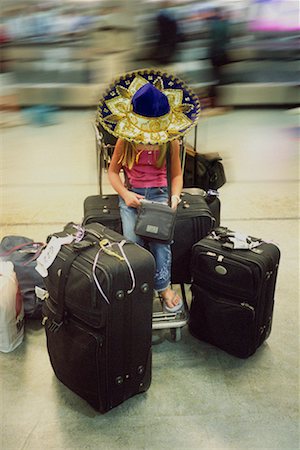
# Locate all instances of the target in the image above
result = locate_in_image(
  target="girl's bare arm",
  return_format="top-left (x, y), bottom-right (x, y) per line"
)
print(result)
top-left (108, 138), bottom-right (144, 207)
top-left (170, 139), bottom-right (183, 208)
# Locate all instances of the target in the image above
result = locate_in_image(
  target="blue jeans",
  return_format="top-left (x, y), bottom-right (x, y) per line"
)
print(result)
top-left (119, 187), bottom-right (171, 292)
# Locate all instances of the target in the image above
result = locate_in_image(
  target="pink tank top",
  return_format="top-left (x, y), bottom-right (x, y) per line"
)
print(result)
top-left (123, 149), bottom-right (167, 188)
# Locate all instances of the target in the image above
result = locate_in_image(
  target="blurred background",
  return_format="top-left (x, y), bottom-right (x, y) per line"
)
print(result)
top-left (1, 6), bottom-right (299, 448)
top-left (1, 0), bottom-right (299, 115)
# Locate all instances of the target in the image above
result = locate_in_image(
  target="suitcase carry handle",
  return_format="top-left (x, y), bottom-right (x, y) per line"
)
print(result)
top-left (0, 241), bottom-right (46, 265)
top-left (210, 227), bottom-right (263, 251)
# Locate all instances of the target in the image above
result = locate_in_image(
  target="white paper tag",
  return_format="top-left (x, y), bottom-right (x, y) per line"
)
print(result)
top-left (230, 238), bottom-right (250, 250)
top-left (228, 234), bottom-right (250, 249)
top-left (228, 235), bottom-right (262, 250)
top-left (35, 235), bottom-right (74, 277)
top-left (35, 286), bottom-right (49, 300)
top-left (233, 232), bottom-right (249, 241)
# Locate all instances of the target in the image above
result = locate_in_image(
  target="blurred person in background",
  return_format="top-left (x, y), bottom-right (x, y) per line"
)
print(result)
top-left (150, 1), bottom-right (180, 65)
top-left (207, 7), bottom-right (231, 111)
top-left (0, 22), bottom-right (11, 73)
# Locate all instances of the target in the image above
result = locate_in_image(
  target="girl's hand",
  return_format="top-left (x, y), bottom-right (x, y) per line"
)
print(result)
top-left (171, 194), bottom-right (181, 210)
top-left (124, 191), bottom-right (144, 208)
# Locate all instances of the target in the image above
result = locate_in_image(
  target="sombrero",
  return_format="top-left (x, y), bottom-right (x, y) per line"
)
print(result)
top-left (96, 68), bottom-right (201, 145)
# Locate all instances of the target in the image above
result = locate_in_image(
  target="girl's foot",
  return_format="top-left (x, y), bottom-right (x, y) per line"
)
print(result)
top-left (160, 288), bottom-right (183, 313)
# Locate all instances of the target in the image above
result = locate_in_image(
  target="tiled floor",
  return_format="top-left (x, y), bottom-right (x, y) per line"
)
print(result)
top-left (1, 106), bottom-right (299, 449)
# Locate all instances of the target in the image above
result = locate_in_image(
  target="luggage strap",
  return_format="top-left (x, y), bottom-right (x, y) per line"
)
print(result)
top-left (46, 236), bottom-right (136, 331)
top-left (46, 250), bottom-right (80, 333)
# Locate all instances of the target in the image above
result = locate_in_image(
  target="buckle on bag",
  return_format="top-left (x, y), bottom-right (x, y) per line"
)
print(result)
top-left (99, 239), bottom-right (124, 261)
top-left (47, 319), bottom-right (63, 333)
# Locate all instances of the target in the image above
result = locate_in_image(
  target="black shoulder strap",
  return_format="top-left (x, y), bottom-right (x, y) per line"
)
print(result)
top-left (194, 124), bottom-right (198, 151)
top-left (46, 242), bottom-right (95, 332)
top-left (166, 142), bottom-right (171, 202)
top-left (46, 250), bottom-right (79, 332)
top-left (166, 139), bottom-right (185, 203)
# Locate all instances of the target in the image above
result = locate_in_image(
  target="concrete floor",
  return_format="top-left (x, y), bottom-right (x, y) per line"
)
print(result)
top-left (0, 107), bottom-right (299, 449)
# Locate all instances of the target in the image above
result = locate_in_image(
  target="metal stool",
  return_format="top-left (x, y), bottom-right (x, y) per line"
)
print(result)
top-left (152, 283), bottom-right (189, 342)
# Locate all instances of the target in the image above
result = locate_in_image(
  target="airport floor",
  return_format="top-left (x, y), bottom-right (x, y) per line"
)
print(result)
top-left (1, 106), bottom-right (299, 450)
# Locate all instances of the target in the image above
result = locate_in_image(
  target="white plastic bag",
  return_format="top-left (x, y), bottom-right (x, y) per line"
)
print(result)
top-left (0, 260), bottom-right (24, 352)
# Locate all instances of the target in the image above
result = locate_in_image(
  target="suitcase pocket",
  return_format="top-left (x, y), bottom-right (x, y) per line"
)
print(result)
top-left (43, 301), bottom-right (108, 412)
top-left (189, 284), bottom-right (256, 358)
top-left (192, 250), bottom-right (259, 303)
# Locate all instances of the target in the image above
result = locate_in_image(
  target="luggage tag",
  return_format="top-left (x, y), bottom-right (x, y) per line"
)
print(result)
top-left (35, 235), bottom-right (74, 277)
top-left (72, 224), bottom-right (85, 243)
top-left (206, 189), bottom-right (219, 197)
top-left (35, 286), bottom-right (49, 301)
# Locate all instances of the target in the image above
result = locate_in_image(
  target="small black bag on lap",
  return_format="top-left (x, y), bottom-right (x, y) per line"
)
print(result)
top-left (134, 200), bottom-right (177, 244)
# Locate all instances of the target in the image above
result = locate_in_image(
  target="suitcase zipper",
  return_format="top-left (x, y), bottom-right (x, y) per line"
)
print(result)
top-left (191, 284), bottom-right (256, 357)
top-left (213, 296), bottom-right (255, 314)
top-left (218, 248), bottom-right (274, 344)
top-left (43, 295), bottom-right (104, 330)
top-left (240, 302), bottom-right (255, 311)
top-left (195, 285), bottom-right (256, 314)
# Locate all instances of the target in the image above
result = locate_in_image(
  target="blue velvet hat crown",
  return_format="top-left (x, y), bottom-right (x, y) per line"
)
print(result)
top-left (97, 69), bottom-right (201, 144)
top-left (132, 83), bottom-right (170, 118)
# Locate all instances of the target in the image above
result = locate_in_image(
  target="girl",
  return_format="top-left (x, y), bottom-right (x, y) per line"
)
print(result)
top-left (108, 138), bottom-right (183, 312)
top-left (97, 69), bottom-right (200, 312)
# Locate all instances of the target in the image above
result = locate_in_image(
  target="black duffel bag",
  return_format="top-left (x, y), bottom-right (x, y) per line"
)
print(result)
top-left (183, 145), bottom-right (226, 191)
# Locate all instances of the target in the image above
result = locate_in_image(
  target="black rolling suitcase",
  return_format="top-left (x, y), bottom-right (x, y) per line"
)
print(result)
top-left (83, 194), bottom-right (122, 234)
top-left (42, 222), bottom-right (155, 413)
top-left (171, 191), bottom-right (215, 284)
top-left (181, 187), bottom-right (221, 227)
top-left (82, 192), bottom-right (216, 286)
top-left (83, 190), bottom-right (219, 237)
top-left (189, 227), bottom-right (280, 358)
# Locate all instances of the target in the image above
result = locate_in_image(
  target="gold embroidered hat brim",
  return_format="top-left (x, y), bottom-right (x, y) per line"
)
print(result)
top-left (96, 68), bottom-right (201, 145)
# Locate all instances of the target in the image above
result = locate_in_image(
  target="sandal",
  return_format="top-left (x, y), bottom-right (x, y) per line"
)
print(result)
top-left (160, 291), bottom-right (184, 313)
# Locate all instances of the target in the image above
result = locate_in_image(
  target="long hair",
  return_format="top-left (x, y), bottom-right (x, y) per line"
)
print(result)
top-left (118, 141), bottom-right (168, 169)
